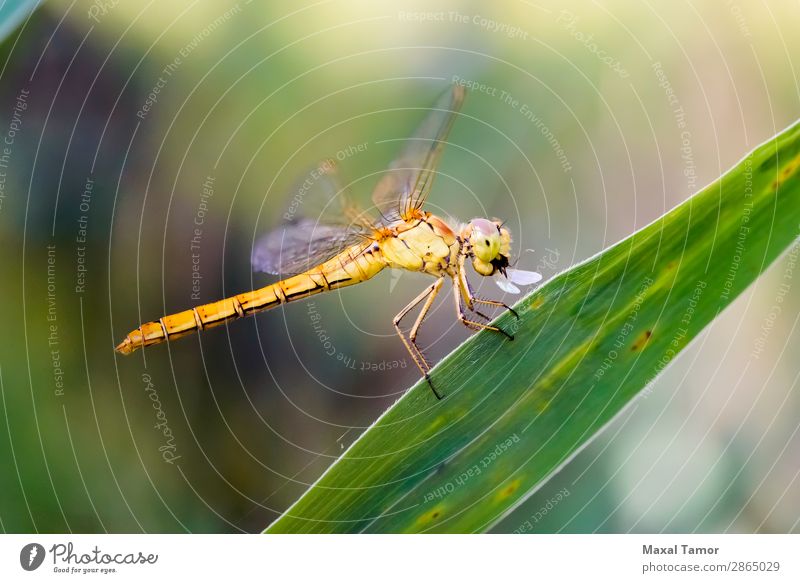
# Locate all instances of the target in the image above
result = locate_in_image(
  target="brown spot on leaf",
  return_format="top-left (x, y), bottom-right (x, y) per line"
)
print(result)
top-left (416, 506), bottom-right (444, 526)
top-left (495, 478), bottom-right (522, 502)
top-left (631, 329), bottom-right (652, 352)
top-left (772, 153), bottom-right (800, 190)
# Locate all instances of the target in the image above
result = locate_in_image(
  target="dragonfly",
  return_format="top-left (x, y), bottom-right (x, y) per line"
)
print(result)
top-left (115, 84), bottom-right (542, 398)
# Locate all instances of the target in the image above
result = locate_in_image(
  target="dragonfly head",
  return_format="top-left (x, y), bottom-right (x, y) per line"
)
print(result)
top-left (464, 218), bottom-right (511, 277)
top-left (464, 218), bottom-right (544, 294)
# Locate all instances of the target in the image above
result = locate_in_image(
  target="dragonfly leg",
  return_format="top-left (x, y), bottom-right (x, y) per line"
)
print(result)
top-left (468, 307), bottom-right (492, 321)
top-left (472, 297), bottom-right (519, 320)
top-left (453, 279), bottom-right (514, 341)
top-left (409, 278), bottom-right (444, 342)
top-left (393, 278), bottom-right (445, 400)
top-left (457, 255), bottom-right (519, 319)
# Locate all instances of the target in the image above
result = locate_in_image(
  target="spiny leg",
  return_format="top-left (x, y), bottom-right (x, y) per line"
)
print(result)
top-left (393, 278), bottom-right (445, 400)
top-left (409, 278), bottom-right (444, 342)
top-left (467, 306), bottom-right (492, 321)
top-left (459, 261), bottom-right (519, 319)
top-left (410, 278), bottom-right (445, 399)
top-left (458, 255), bottom-right (519, 320)
top-left (458, 275), bottom-right (491, 321)
top-left (472, 297), bottom-right (519, 319)
top-left (453, 278), bottom-right (514, 341)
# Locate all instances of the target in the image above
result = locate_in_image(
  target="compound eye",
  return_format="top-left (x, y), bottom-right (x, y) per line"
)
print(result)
top-left (469, 219), bottom-right (502, 262)
top-left (471, 218), bottom-right (496, 238)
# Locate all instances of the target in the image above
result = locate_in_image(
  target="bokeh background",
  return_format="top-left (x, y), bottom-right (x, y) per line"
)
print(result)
top-left (1, 0), bottom-right (799, 533)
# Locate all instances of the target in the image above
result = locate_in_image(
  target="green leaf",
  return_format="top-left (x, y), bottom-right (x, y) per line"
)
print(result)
top-left (266, 120), bottom-right (800, 533)
top-left (0, 0), bottom-right (40, 46)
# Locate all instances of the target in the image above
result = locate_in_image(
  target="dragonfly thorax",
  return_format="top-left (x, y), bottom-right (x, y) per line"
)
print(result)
top-left (378, 214), bottom-right (459, 276)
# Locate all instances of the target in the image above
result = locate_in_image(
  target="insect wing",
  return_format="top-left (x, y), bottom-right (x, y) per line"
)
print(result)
top-left (507, 268), bottom-right (542, 285)
top-left (495, 277), bottom-right (521, 294)
top-left (252, 160), bottom-right (375, 276)
top-left (372, 84), bottom-right (465, 221)
top-left (495, 269), bottom-right (543, 294)
top-left (283, 159), bottom-right (374, 228)
top-left (251, 219), bottom-right (369, 276)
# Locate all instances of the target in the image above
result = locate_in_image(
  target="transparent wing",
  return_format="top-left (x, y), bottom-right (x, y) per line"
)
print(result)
top-left (281, 158), bottom-right (375, 228)
top-left (372, 84), bottom-right (465, 221)
top-left (494, 269), bottom-right (543, 294)
top-left (252, 160), bottom-right (376, 276)
top-left (252, 219), bottom-right (370, 276)
top-left (507, 268), bottom-right (542, 285)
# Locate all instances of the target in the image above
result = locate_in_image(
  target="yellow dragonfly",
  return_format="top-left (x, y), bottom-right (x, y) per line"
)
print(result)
top-left (116, 84), bottom-right (542, 398)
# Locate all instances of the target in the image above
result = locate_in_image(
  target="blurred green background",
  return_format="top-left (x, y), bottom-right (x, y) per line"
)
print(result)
top-left (0, 0), bottom-right (799, 533)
